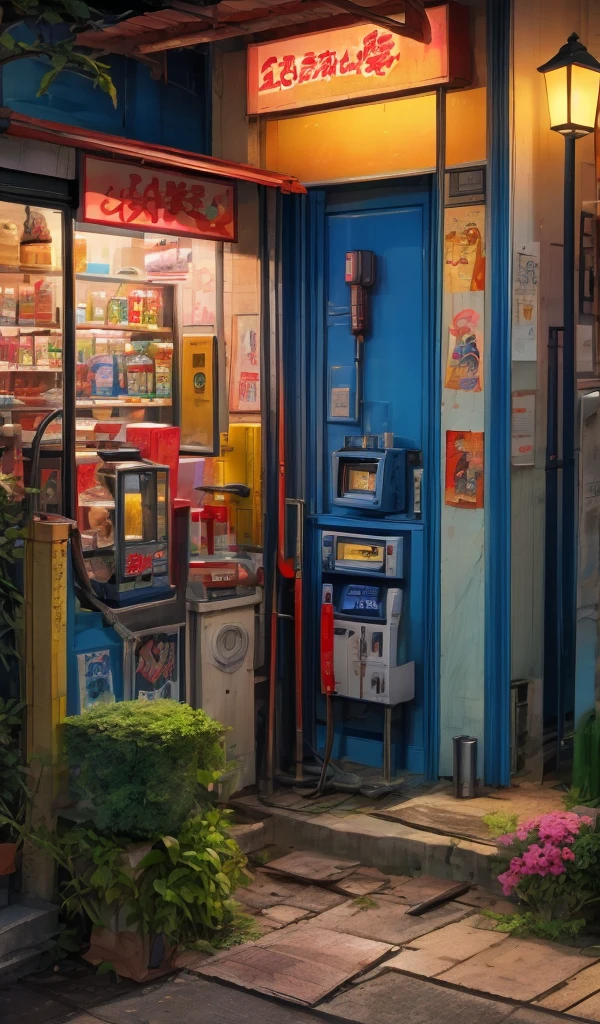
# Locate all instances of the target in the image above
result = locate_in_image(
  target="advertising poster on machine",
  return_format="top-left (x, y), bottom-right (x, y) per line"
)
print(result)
top-left (134, 632), bottom-right (180, 701)
top-left (445, 430), bottom-right (484, 508)
top-left (77, 650), bottom-right (116, 711)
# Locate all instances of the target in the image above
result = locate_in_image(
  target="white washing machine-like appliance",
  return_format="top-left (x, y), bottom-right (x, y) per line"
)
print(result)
top-left (186, 592), bottom-right (261, 789)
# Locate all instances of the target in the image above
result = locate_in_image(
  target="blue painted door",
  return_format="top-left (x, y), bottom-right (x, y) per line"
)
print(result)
top-left (311, 185), bottom-right (433, 776)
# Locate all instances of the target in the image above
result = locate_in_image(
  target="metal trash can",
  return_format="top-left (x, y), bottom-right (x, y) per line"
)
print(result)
top-left (453, 736), bottom-right (478, 799)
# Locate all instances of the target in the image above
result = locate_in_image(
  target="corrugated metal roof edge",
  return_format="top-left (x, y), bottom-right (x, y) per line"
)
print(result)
top-left (0, 108), bottom-right (307, 194)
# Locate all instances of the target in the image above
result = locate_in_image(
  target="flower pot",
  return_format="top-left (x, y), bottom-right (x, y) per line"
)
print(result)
top-left (0, 842), bottom-right (18, 875)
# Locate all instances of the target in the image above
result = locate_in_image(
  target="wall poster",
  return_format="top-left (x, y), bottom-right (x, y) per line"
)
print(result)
top-left (512, 243), bottom-right (539, 361)
top-left (444, 206), bottom-right (486, 293)
top-left (445, 430), bottom-right (484, 509)
top-left (444, 293), bottom-right (484, 392)
top-left (229, 314), bottom-right (260, 413)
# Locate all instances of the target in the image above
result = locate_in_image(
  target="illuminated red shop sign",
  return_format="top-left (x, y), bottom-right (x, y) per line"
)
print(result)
top-left (247, 2), bottom-right (470, 116)
top-left (81, 155), bottom-right (237, 242)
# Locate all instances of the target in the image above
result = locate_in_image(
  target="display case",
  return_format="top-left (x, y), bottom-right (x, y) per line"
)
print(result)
top-left (77, 447), bottom-right (172, 607)
top-left (0, 200), bottom-right (65, 479)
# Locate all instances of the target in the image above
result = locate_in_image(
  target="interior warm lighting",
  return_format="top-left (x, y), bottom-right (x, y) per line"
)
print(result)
top-left (538, 34), bottom-right (600, 136)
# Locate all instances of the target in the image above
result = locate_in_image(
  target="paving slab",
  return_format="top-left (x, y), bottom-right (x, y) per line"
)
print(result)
top-left (261, 905), bottom-right (312, 926)
top-left (438, 936), bottom-right (596, 1002)
top-left (237, 868), bottom-right (346, 913)
top-left (565, 992), bottom-right (600, 1020)
top-left (534, 962), bottom-right (600, 1011)
top-left (266, 850), bottom-right (360, 883)
top-left (0, 985), bottom-right (68, 1024)
top-left (386, 915), bottom-right (508, 976)
top-left (322, 968), bottom-right (516, 1024)
top-left (455, 888), bottom-right (516, 915)
top-left (311, 894), bottom-right (472, 945)
top-left (65, 973), bottom-right (322, 1024)
top-left (197, 922), bottom-right (391, 1005)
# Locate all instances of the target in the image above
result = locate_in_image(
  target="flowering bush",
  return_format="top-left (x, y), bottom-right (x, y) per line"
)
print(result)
top-left (492, 811), bottom-right (600, 936)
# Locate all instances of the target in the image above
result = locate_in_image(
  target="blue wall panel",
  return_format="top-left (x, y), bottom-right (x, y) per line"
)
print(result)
top-left (4, 41), bottom-right (210, 152)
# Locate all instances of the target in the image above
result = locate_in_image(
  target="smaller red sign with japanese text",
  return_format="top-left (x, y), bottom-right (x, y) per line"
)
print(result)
top-left (82, 156), bottom-right (236, 242)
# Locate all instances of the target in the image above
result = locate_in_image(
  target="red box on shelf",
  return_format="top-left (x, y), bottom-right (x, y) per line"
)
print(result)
top-left (125, 424), bottom-right (181, 496)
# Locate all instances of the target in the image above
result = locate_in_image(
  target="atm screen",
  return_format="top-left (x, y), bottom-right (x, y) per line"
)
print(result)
top-left (341, 584), bottom-right (381, 614)
top-left (337, 540), bottom-right (384, 565)
top-left (341, 460), bottom-right (378, 495)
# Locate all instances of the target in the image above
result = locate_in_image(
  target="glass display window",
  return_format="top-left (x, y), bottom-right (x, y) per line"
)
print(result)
top-left (0, 200), bottom-right (65, 474)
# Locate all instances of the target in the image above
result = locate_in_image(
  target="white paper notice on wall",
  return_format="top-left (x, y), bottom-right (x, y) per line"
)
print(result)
top-left (512, 243), bottom-right (540, 362)
top-left (511, 392), bottom-right (536, 466)
top-left (576, 324), bottom-right (594, 374)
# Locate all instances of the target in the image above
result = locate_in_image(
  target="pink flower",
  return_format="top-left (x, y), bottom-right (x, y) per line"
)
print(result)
top-left (581, 816), bottom-right (593, 826)
top-left (562, 847), bottom-right (575, 861)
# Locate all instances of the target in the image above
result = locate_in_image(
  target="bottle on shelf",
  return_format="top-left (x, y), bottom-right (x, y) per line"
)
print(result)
top-left (149, 341), bottom-right (172, 398)
top-left (126, 343), bottom-right (155, 397)
top-left (128, 288), bottom-right (145, 326)
top-left (86, 289), bottom-right (107, 324)
top-left (143, 288), bottom-right (162, 328)
top-left (74, 234), bottom-right (88, 273)
top-left (107, 287), bottom-right (128, 326)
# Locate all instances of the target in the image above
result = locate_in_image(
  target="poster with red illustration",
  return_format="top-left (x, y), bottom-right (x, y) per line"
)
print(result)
top-left (445, 430), bottom-right (484, 509)
top-left (444, 295), bottom-right (484, 392)
top-left (229, 314), bottom-right (260, 413)
top-left (134, 631), bottom-right (179, 701)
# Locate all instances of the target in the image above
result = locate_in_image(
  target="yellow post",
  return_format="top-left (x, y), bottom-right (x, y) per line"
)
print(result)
top-left (23, 518), bottom-right (70, 901)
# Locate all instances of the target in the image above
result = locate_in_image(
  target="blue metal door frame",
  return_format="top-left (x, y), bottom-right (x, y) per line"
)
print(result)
top-left (282, 178), bottom-right (441, 777)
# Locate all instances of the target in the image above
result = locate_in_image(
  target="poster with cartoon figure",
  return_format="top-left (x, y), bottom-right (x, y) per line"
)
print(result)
top-left (444, 206), bottom-right (486, 293)
top-left (134, 632), bottom-right (179, 701)
top-left (445, 430), bottom-right (484, 509)
top-left (444, 295), bottom-right (484, 393)
top-left (229, 314), bottom-right (260, 413)
top-left (78, 650), bottom-right (115, 711)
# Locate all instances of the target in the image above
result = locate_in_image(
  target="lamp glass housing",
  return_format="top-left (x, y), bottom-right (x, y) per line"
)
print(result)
top-left (543, 62), bottom-right (600, 136)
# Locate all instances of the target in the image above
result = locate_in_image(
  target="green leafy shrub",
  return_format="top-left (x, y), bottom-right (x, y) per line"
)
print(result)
top-left (63, 702), bottom-right (225, 839)
top-left (31, 806), bottom-right (251, 952)
top-left (0, 697), bottom-right (28, 841)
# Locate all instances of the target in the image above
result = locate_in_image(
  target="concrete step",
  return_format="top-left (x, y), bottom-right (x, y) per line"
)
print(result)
top-left (0, 946), bottom-right (44, 985)
top-left (0, 898), bottom-right (59, 960)
top-left (230, 820), bottom-right (268, 855)
top-left (232, 794), bottom-right (499, 890)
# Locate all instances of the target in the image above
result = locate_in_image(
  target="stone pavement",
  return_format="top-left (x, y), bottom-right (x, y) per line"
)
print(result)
top-left (0, 966), bottom-right (596, 1024)
top-left (5, 854), bottom-right (600, 1024)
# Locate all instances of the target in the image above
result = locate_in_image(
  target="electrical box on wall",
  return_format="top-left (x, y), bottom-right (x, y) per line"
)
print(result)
top-left (445, 167), bottom-right (486, 207)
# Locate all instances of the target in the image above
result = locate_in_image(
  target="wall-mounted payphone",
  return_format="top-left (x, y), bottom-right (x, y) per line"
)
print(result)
top-left (326, 581), bottom-right (414, 706)
top-left (320, 528), bottom-right (414, 708)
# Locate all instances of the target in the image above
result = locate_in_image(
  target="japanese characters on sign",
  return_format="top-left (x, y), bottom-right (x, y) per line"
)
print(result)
top-left (82, 156), bottom-right (237, 242)
top-left (247, 4), bottom-right (469, 115)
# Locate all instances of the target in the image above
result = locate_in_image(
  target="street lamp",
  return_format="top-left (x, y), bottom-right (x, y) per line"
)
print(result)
top-left (538, 34), bottom-right (600, 762)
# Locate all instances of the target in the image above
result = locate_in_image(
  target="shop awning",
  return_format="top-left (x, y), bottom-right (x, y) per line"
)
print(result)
top-left (74, 1), bottom-right (431, 57)
top-left (0, 108), bottom-right (306, 194)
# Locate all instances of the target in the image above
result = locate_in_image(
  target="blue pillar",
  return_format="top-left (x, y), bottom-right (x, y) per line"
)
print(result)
top-left (484, 0), bottom-right (512, 786)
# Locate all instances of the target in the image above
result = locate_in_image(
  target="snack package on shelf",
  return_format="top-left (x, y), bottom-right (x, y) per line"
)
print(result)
top-left (34, 279), bottom-right (55, 325)
top-left (18, 285), bottom-right (35, 325)
top-left (0, 287), bottom-right (17, 326)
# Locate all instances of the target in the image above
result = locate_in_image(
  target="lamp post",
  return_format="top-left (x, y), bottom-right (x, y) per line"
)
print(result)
top-left (538, 34), bottom-right (600, 760)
